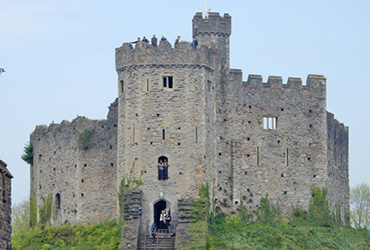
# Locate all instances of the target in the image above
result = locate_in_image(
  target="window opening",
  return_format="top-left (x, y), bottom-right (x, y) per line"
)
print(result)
top-left (195, 126), bottom-right (198, 143)
top-left (133, 123), bottom-right (135, 143)
top-left (257, 147), bottom-right (260, 166)
top-left (263, 117), bottom-right (278, 130)
top-left (120, 80), bottom-right (124, 93)
top-left (162, 129), bottom-right (165, 140)
top-left (158, 156), bottom-right (169, 180)
top-left (55, 193), bottom-right (61, 209)
top-left (147, 79), bottom-right (149, 92)
top-left (163, 76), bottom-right (173, 89)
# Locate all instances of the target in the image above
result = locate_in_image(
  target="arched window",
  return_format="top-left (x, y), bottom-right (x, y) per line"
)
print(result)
top-left (157, 156), bottom-right (169, 180)
top-left (55, 193), bottom-right (61, 209)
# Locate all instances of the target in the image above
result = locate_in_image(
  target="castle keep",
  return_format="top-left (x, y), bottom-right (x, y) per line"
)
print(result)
top-left (30, 12), bottom-right (349, 248)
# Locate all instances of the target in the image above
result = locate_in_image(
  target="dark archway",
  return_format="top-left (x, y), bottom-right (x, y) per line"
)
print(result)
top-left (154, 200), bottom-right (166, 229)
top-left (55, 193), bottom-right (61, 209)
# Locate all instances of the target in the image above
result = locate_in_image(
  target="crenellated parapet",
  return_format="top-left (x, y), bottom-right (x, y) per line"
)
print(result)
top-left (193, 12), bottom-right (231, 37)
top-left (115, 40), bottom-right (215, 71)
top-left (243, 74), bottom-right (326, 89)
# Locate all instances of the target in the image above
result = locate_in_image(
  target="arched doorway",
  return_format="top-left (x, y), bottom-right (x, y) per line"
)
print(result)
top-left (154, 200), bottom-right (167, 229)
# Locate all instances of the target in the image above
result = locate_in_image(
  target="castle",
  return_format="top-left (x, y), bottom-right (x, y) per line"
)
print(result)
top-left (30, 12), bottom-right (349, 248)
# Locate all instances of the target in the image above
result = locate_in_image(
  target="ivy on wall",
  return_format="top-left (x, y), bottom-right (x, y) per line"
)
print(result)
top-left (76, 128), bottom-right (96, 150)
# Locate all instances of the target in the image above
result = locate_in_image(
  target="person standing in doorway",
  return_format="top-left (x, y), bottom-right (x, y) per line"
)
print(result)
top-left (165, 208), bottom-right (171, 233)
top-left (158, 160), bottom-right (164, 180)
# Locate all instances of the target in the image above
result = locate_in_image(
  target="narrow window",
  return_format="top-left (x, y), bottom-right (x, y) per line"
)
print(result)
top-left (55, 193), bottom-right (61, 209)
top-left (286, 148), bottom-right (289, 166)
top-left (120, 80), bottom-right (124, 93)
top-left (163, 76), bottom-right (173, 89)
top-left (257, 147), bottom-right (260, 166)
top-left (195, 126), bottom-right (198, 143)
top-left (168, 77), bottom-right (173, 88)
top-left (162, 129), bottom-right (165, 140)
top-left (133, 123), bottom-right (135, 143)
top-left (147, 79), bottom-right (149, 92)
top-left (263, 117), bottom-right (278, 130)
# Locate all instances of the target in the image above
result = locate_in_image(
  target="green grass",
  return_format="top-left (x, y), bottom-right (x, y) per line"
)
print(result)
top-left (207, 214), bottom-right (370, 250)
top-left (12, 221), bottom-right (121, 250)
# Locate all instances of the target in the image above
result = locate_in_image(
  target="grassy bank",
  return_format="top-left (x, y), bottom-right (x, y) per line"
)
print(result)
top-left (12, 221), bottom-right (121, 250)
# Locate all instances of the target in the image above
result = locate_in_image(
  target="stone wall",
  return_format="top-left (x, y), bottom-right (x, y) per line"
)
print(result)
top-left (30, 100), bottom-right (118, 225)
top-left (0, 160), bottom-right (13, 250)
top-left (327, 112), bottom-right (349, 223)
top-left (119, 189), bottom-right (142, 250)
top-left (213, 73), bottom-right (329, 216)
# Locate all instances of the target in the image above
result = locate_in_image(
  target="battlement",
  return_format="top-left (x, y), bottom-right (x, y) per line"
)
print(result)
top-left (243, 74), bottom-right (326, 89)
top-left (115, 40), bottom-right (215, 71)
top-left (192, 12), bottom-right (231, 36)
top-left (327, 112), bottom-right (349, 132)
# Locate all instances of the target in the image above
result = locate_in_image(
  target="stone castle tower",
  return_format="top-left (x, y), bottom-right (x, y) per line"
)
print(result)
top-left (30, 12), bottom-right (349, 249)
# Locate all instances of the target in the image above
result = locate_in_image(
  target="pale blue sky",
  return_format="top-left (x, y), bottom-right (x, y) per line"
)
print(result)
top-left (1, 0), bottom-right (369, 205)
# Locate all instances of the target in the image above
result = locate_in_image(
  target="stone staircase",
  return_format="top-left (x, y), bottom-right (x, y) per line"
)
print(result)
top-left (137, 233), bottom-right (176, 250)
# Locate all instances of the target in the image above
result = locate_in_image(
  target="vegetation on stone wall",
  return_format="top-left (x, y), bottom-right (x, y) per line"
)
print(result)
top-left (12, 221), bottom-right (121, 250)
top-left (118, 162), bottom-right (143, 223)
top-left (290, 185), bottom-right (345, 227)
top-left (206, 186), bottom-right (370, 249)
top-left (181, 184), bottom-right (210, 250)
top-left (252, 194), bottom-right (281, 224)
top-left (39, 194), bottom-right (54, 225)
top-left (76, 128), bottom-right (96, 150)
top-left (21, 141), bottom-right (33, 165)
top-left (30, 193), bottom-right (37, 228)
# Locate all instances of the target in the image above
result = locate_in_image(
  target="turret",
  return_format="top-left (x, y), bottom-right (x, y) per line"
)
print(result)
top-left (192, 12), bottom-right (231, 70)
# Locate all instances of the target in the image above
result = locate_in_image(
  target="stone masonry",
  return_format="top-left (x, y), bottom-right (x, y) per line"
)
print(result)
top-left (29, 11), bottom-right (349, 248)
top-left (0, 160), bottom-right (13, 250)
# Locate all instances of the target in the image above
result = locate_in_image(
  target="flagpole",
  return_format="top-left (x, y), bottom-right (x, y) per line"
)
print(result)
top-left (204, 0), bottom-right (207, 17)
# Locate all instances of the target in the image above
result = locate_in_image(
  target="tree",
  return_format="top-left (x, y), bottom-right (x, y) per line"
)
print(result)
top-left (12, 198), bottom-right (30, 237)
top-left (350, 183), bottom-right (370, 229)
top-left (21, 142), bottom-right (33, 165)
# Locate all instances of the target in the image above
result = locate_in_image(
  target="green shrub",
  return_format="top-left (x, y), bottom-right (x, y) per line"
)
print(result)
top-left (12, 221), bottom-right (121, 250)
top-left (76, 128), bottom-right (96, 150)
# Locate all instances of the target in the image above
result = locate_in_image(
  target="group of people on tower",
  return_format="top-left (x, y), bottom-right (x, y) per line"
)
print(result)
top-left (132, 35), bottom-right (198, 49)
top-left (158, 159), bottom-right (169, 180)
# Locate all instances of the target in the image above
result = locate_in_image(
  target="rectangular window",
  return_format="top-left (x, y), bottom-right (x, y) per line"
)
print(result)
top-left (195, 126), bottom-right (198, 143)
top-left (163, 76), bottom-right (173, 89)
top-left (147, 79), bottom-right (149, 92)
top-left (162, 129), bottom-right (165, 140)
top-left (257, 147), bottom-right (260, 166)
top-left (263, 117), bottom-right (278, 130)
